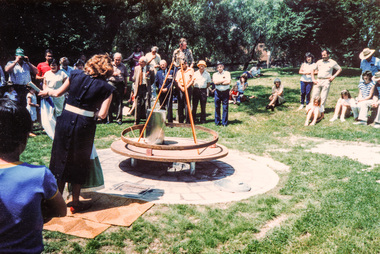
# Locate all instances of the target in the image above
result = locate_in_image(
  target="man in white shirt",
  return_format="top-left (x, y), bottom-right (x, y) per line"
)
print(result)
top-left (192, 60), bottom-right (211, 124)
top-left (212, 62), bottom-right (231, 126)
top-left (311, 50), bottom-right (342, 115)
top-left (145, 46), bottom-right (161, 100)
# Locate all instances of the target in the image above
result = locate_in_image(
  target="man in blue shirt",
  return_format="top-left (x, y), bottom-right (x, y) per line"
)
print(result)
top-left (5, 48), bottom-right (38, 108)
top-left (359, 48), bottom-right (380, 81)
top-left (154, 60), bottom-right (174, 123)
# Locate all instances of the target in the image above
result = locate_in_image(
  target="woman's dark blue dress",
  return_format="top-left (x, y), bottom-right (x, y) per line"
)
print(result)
top-left (50, 70), bottom-right (114, 184)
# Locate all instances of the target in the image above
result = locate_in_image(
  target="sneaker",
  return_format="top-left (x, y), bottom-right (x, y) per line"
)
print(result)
top-left (373, 123), bottom-right (380, 129)
top-left (297, 105), bottom-right (304, 111)
top-left (353, 120), bottom-right (366, 125)
top-left (340, 118), bottom-right (346, 122)
top-left (330, 116), bottom-right (338, 122)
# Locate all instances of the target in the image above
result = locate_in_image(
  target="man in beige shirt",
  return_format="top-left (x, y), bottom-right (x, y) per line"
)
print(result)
top-left (311, 50), bottom-right (342, 115)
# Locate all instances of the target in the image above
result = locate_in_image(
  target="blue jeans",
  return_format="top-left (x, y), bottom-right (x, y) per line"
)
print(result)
top-left (214, 89), bottom-right (229, 126)
top-left (300, 81), bottom-right (313, 105)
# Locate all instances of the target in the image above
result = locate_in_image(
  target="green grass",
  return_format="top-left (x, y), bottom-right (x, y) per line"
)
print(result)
top-left (21, 67), bottom-right (380, 253)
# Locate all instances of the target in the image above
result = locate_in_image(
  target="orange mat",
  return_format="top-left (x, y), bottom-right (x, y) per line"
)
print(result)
top-left (44, 193), bottom-right (154, 238)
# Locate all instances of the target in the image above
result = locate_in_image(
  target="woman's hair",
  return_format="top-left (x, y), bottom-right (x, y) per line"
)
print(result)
top-left (239, 76), bottom-right (247, 83)
top-left (48, 58), bottom-right (58, 66)
top-left (74, 59), bottom-right (84, 67)
top-left (85, 54), bottom-right (113, 79)
top-left (313, 96), bottom-right (321, 106)
top-left (134, 44), bottom-right (141, 52)
top-left (341, 89), bottom-right (351, 99)
top-left (362, 70), bottom-right (372, 79)
top-left (305, 52), bottom-right (315, 63)
top-left (0, 98), bottom-right (32, 154)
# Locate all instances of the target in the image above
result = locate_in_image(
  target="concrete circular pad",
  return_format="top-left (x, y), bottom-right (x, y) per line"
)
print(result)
top-left (96, 149), bottom-right (280, 204)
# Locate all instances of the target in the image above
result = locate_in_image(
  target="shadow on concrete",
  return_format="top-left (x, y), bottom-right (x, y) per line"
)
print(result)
top-left (118, 159), bottom-right (235, 183)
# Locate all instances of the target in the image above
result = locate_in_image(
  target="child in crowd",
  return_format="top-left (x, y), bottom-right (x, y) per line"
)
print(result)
top-left (266, 78), bottom-right (284, 111)
top-left (229, 84), bottom-right (239, 104)
top-left (26, 87), bottom-right (39, 123)
top-left (4, 82), bottom-right (18, 102)
top-left (330, 90), bottom-right (356, 122)
top-left (305, 96), bottom-right (323, 126)
top-left (236, 76), bottom-right (248, 103)
top-left (0, 98), bottom-right (67, 253)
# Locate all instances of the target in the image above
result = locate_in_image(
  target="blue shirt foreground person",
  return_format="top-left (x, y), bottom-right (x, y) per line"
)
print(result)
top-left (0, 98), bottom-right (67, 253)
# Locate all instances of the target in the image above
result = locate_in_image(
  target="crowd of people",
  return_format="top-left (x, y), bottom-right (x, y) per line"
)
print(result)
top-left (1, 39), bottom-right (380, 253)
top-left (297, 48), bottom-right (380, 128)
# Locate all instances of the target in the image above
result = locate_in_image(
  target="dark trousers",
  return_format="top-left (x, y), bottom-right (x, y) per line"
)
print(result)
top-left (214, 89), bottom-right (229, 126)
top-left (159, 90), bottom-right (174, 123)
top-left (134, 84), bottom-right (148, 124)
top-left (300, 81), bottom-right (313, 105)
top-left (107, 81), bottom-right (125, 122)
top-left (178, 86), bottom-right (192, 124)
top-left (14, 85), bottom-right (28, 108)
top-left (192, 87), bottom-right (207, 123)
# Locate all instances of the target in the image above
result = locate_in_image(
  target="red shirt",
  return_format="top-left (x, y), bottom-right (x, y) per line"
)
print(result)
top-left (37, 62), bottom-right (51, 77)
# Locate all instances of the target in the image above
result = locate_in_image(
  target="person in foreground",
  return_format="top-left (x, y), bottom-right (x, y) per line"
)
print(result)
top-left (39, 54), bottom-right (114, 213)
top-left (0, 98), bottom-right (67, 254)
top-left (305, 96), bottom-right (323, 126)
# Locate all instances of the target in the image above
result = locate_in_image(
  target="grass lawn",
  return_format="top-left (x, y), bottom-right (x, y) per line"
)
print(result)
top-left (23, 67), bottom-right (380, 253)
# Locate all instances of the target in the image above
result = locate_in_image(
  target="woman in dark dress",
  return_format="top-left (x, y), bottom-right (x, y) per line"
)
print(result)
top-left (39, 54), bottom-right (114, 212)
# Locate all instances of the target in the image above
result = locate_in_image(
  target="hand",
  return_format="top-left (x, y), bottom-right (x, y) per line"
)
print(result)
top-left (162, 88), bottom-right (168, 93)
top-left (15, 55), bottom-right (22, 62)
top-left (329, 76), bottom-right (335, 82)
top-left (312, 80), bottom-right (318, 85)
top-left (38, 90), bottom-right (49, 98)
top-left (372, 103), bottom-right (379, 108)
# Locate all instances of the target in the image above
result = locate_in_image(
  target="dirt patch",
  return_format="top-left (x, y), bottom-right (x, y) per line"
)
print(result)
top-left (254, 214), bottom-right (288, 239)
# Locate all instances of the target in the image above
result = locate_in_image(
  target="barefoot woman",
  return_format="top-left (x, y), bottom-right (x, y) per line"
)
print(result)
top-left (39, 54), bottom-right (114, 212)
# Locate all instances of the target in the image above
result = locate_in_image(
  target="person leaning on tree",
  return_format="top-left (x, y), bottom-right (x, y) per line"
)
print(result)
top-left (4, 47), bottom-right (38, 108)
top-left (212, 62), bottom-right (231, 127)
top-left (311, 49), bottom-right (342, 118)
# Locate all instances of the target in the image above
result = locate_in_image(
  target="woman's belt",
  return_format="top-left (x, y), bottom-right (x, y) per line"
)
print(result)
top-left (65, 104), bottom-right (95, 117)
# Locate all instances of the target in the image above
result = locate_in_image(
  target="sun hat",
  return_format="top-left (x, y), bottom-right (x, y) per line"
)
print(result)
top-left (359, 48), bottom-right (375, 60)
top-left (372, 71), bottom-right (380, 82)
top-left (274, 78), bottom-right (281, 84)
top-left (15, 47), bottom-right (25, 57)
top-left (197, 60), bottom-right (207, 67)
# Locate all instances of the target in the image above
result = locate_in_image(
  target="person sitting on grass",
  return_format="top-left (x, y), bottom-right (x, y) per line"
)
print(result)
top-left (305, 96), bottom-right (323, 126)
top-left (0, 98), bottom-right (67, 253)
top-left (229, 84), bottom-right (239, 104)
top-left (236, 75), bottom-right (248, 104)
top-left (353, 70), bottom-right (376, 125)
top-left (330, 90), bottom-right (357, 122)
top-left (266, 78), bottom-right (284, 111)
top-left (242, 63), bottom-right (262, 79)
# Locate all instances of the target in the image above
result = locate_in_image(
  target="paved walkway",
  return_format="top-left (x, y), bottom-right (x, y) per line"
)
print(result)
top-left (95, 148), bottom-right (281, 204)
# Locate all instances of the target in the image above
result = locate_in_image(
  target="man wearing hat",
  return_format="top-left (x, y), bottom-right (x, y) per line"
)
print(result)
top-left (192, 60), bottom-right (211, 124)
top-left (370, 72), bottom-right (380, 128)
top-left (359, 48), bottom-right (380, 81)
top-left (145, 46), bottom-right (161, 100)
top-left (5, 48), bottom-right (37, 108)
top-left (213, 62), bottom-right (231, 126)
